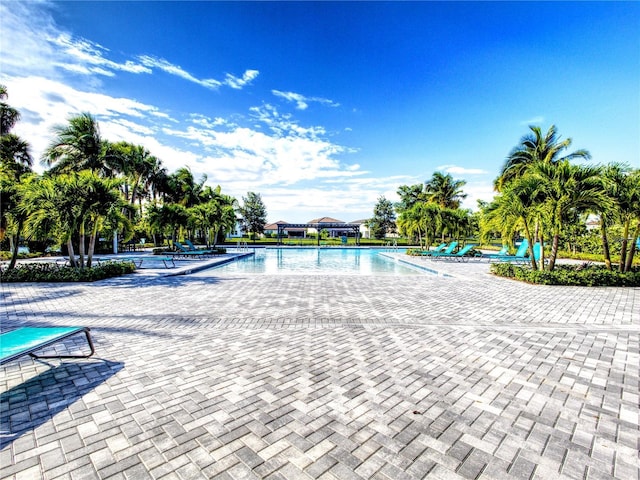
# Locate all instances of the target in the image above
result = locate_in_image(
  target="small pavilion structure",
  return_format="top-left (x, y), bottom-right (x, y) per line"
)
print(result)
top-left (276, 222), bottom-right (361, 246)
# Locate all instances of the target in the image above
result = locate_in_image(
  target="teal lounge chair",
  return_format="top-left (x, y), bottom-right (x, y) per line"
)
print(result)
top-left (489, 239), bottom-right (529, 263)
top-left (421, 241), bottom-right (458, 257)
top-left (414, 242), bottom-right (446, 256)
top-left (1, 327), bottom-right (95, 365)
top-left (184, 239), bottom-right (214, 253)
top-left (484, 246), bottom-right (508, 258)
top-left (432, 243), bottom-right (478, 261)
top-left (171, 241), bottom-right (210, 257)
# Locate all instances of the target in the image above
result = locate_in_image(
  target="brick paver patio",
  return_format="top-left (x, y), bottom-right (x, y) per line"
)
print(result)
top-left (1, 253), bottom-right (638, 479)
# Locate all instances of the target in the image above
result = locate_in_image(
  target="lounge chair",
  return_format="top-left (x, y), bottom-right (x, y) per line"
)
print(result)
top-left (489, 239), bottom-right (529, 263)
top-left (184, 239), bottom-right (214, 253)
top-left (413, 242), bottom-right (446, 256)
top-left (431, 243), bottom-right (478, 261)
top-left (171, 241), bottom-right (210, 257)
top-left (118, 256), bottom-right (177, 268)
top-left (420, 241), bottom-right (458, 257)
top-left (484, 246), bottom-right (509, 258)
top-left (1, 327), bottom-right (95, 365)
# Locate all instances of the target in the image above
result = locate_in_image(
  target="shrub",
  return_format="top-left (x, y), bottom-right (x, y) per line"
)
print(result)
top-left (0, 261), bottom-right (136, 283)
top-left (490, 263), bottom-right (640, 287)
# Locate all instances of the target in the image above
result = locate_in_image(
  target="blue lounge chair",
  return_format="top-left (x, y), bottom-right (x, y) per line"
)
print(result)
top-left (414, 243), bottom-right (446, 256)
top-left (484, 246), bottom-right (509, 258)
top-left (421, 241), bottom-right (458, 257)
top-left (1, 327), bottom-right (95, 365)
top-left (489, 239), bottom-right (529, 263)
top-left (184, 239), bottom-right (214, 253)
top-left (171, 241), bottom-right (210, 257)
top-left (432, 243), bottom-right (478, 261)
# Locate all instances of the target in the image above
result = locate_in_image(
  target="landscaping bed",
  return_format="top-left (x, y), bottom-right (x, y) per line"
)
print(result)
top-left (0, 261), bottom-right (136, 282)
top-left (490, 263), bottom-right (640, 287)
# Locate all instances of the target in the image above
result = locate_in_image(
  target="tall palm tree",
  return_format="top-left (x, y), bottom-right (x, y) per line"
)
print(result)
top-left (484, 175), bottom-right (546, 270)
top-left (1, 134), bottom-right (32, 175)
top-left (18, 171), bottom-right (127, 268)
top-left (425, 172), bottom-right (467, 209)
top-left (608, 167), bottom-right (640, 272)
top-left (529, 161), bottom-right (608, 270)
top-left (597, 164), bottom-right (626, 270)
top-left (165, 167), bottom-right (206, 208)
top-left (19, 174), bottom-right (82, 266)
top-left (143, 155), bottom-right (168, 203)
top-left (395, 183), bottom-right (427, 214)
top-left (0, 85), bottom-right (21, 136)
top-left (495, 124), bottom-right (591, 191)
top-left (104, 141), bottom-right (159, 217)
top-left (0, 86), bottom-right (33, 268)
top-left (42, 113), bottom-right (106, 174)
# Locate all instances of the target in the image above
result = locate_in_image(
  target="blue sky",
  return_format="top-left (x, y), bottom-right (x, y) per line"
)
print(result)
top-left (1, 1), bottom-right (638, 223)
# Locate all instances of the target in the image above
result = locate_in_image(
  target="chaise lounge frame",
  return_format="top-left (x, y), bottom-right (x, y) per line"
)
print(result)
top-left (0, 327), bottom-right (95, 365)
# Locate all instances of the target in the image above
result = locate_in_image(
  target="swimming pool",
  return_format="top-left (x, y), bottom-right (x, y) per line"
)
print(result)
top-left (194, 247), bottom-right (425, 275)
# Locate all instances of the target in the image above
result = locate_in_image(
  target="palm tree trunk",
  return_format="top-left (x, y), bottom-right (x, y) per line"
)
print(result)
top-left (539, 231), bottom-right (546, 271)
top-left (549, 234), bottom-right (560, 272)
top-left (7, 220), bottom-right (24, 270)
top-left (78, 222), bottom-right (86, 268)
top-left (600, 218), bottom-right (612, 270)
top-left (522, 219), bottom-right (537, 271)
top-left (619, 219), bottom-right (630, 271)
top-left (67, 238), bottom-right (77, 268)
top-left (623, 222), bottom-right (639, 273)
top-left (87, 222), bottom-right (99, 268)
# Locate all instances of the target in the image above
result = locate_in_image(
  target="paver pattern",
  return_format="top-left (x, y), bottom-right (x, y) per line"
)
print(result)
top-left (1, 253), bottom-right (638, 480)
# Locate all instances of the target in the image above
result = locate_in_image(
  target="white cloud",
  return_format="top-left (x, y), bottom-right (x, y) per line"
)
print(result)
top-left (225, 70), bottom-right (260, 89)
top-left (272, 90), bottom-right (340, 110)
top-left (50, 33), bottom-right (152, 76)
top-left (461, 181), bottom-right (496, 210)
top-left (520, 116), bottom-right (544, 126)
top-left (1, 75), bottom-right (173, 161)
top-left (436, 164), bottom-right (489, 175)
top-left (0, 1), bottom-right (388, 222)
top-left (0, 2), bottom-right (257, 92)
top-left (138, 56), bottom-right (259, 91)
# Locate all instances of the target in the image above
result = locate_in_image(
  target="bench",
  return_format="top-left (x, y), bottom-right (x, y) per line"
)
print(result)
top-left (0, 327), bottom-right (95, 365)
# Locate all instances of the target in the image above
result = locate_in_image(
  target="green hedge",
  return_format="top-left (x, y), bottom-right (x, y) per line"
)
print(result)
top-left (490, 263), bottom-right (640, 287)
top-left (0, 261), bottom-right (136, 282)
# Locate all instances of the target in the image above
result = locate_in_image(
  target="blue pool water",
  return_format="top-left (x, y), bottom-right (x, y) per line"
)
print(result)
top-left (195, 247), bottom-right (425, 275)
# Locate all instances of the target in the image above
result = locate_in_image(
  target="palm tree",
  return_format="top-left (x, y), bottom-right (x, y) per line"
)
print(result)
top-left (395, 184), bottom-right (427, 214)
top-left (42, 113), bottom-right (106, 174)
top-left (397, 202), bottom-right (441, 248)
top-left (597, 164), bottom-right (626, 270)
top-left (495, 124), bottom-right (591, 191)
top-left (143, 155), bottom-right (168, 203)
top-left (1, 134), bottom-right (32, 175)
top-left (165, 167), bottom-right (206, 208)
top-left (0, 86), bottom-right (33, 268)
top-left (0, 85), bottom-right (21, 136)
top-left (483, 175), bottom-right (546, 270)
top-left (18, 171), bottom-right (127, 268)
top-left (425, 172), bottom-right (467, 209)
top-left (104, 141), bottom-right (160, 218)
top-left (530, 161), bottom-right (608, 270)
top-left (606, 167), bottom-right (640, 272)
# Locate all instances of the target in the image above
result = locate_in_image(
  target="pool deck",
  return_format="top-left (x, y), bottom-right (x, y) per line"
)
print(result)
top-left (1, 253), bottom-right (638, 479)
